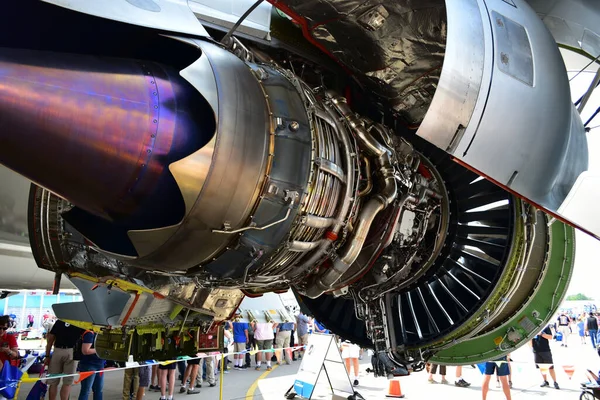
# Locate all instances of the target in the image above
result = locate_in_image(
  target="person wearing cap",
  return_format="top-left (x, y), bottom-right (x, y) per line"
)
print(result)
top-left (275, 320), bottom-right (295, 365)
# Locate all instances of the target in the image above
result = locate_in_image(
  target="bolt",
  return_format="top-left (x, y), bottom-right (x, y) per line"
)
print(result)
top-left (275, 117), bottom-right (284, 129)
top-left (255, 68), bottom-right (268, 80)
top-left (289, 121), bottom-right (300, 131)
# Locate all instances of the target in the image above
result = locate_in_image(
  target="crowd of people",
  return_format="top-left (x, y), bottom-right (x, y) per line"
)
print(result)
top-left (141, 310), bottom-right (340, 399)
top-left (476, 310), bottom-right (600, 400)
top-left (422, 310), bottom-right (600, 400)
top-left (7, 308), bottom-right (599, 399)
top-left (0, 309), bottom-right (338, 400)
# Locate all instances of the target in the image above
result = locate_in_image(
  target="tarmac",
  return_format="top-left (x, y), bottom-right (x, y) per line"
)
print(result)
top-left (15, 331), bottom-right (600, 399)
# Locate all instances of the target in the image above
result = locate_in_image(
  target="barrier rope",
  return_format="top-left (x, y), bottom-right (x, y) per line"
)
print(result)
top-left (0, 345), bottom-right (306, 394)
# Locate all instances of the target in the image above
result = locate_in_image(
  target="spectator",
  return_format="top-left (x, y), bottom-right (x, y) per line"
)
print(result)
top-left (454, 366), bottom-right (470, 387)
top-left (8, 315), bottom-right (16, 330)
top-left (427, 363), bottom-right (447, 384)
top-left (122, 367), bottom-right (139, 400)
top-left (45, 320), bottom-right (84, 400)
top-left (495, 354), bottom-right (513, 388)
top-left (275, 320), bottom-right (294, 365)
top-left (290, 324), bottom-right (297, 362)
top-left (176, 361), bottom-right (186, 383)
top-left (222, 324), bottom-right (232, 372)
top-left (557, 312), bottom-right (571, 347)
top-left (0, 315), bottom-right (17, 374)
top-left (341, 340), bottom-right (360, 386)
top-left (253, 320), bottom-right (277, 371)
top-left (157, 362), bottom-right (176, 400)
top-left (196, 354), bottom-right (216, 388)
top-left (231, 319), bottom-right (249, 370)
top-left (136, 365), bottom-right (151, 400)
top-left (78, 330), bottom-right (105, 400)
top-left (296, 313), bottom-right (312, 359)
top-left (482, 357), bottom-right (511, 400)
top-left (530, 326), bottom-right (560, 389)
top-left (585, 312), bottom-right (599, 348)
top-left (245, 322), bottom-right (257, 368)
top-left (149, 365), bottom-right (159, 392)
top-left (122, 364), bottom-right (151, 400)
top-left (578, 317), bottom-right (587, 344)
top-left (42, 311), bottom-right (55, 333)
top-left (179, 358), bottom-right (200, 395)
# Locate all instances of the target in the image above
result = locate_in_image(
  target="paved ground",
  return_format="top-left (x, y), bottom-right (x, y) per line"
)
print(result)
top-left (15, 331), bottom-right (600, 399)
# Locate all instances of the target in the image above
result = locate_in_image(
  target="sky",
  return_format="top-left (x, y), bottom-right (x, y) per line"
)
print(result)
top-left (563, 51), bottom-right (600, 298)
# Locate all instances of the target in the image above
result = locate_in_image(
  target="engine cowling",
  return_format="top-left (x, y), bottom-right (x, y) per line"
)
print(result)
top-left (0, 0), bottom-right (580, 368)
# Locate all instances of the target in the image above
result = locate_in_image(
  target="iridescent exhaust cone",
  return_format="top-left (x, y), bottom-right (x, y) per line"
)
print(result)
top-left (0, 47), bottom-right (215, 255)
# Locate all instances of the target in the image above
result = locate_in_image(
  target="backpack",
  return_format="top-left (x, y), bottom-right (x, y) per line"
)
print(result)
top-left (73, 330), bottom-right (94, 361)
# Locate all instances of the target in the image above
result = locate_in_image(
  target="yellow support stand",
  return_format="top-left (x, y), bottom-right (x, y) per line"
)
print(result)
top-left (219, 353), bottom-right (225, 400)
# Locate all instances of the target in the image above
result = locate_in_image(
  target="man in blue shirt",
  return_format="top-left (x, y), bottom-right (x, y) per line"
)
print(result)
top-left (78, 331), bottom-right (105, 400)
top-left (296, 313), bottom-right (312, 359)
top-left (275, 321), bottom-right (295, 365)
top-left (231, 320), bottom-right (249, 370)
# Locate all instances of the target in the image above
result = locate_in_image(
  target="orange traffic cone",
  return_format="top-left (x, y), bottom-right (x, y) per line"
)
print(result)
top-left (386, 378), bottom-right (405, 398)
top-left (563, 365), bottom-right (575, 379)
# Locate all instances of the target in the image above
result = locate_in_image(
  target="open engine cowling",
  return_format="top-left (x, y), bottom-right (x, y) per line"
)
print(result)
top-left (0, 0), bottom-right (581, 368)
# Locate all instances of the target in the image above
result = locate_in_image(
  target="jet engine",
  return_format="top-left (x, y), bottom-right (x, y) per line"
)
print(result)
top-left (0, 0), bottom-right (582, 370)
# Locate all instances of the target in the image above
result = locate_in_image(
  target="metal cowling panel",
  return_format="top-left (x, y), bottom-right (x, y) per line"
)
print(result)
top-left (270, 0), bottom-right (447, 124)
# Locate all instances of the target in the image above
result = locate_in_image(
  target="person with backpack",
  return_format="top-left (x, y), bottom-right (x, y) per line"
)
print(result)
top-left (45, 320), bottom-right (84, 400)
top-left (556, 312), bottom-right (571, 347)
top-left (585, 312), bottom-right (599, 348)
top-left (77, 330), bottom-right (105, 400)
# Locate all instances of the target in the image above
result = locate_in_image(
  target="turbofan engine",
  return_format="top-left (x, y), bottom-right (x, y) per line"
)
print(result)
top-left (0, 0), bottom-right (578, 370)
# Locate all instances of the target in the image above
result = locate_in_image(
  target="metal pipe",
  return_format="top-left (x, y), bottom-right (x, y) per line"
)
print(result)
top-left (288, 104), bottom-right (356, 277)
top-left (213, 199), bottom-right (294, 234)
top-left (288, 240), bottom-right (323, 252)
top-left (329, 95), bottom-right (388, 158)
top-left (339, 199), bottom-right (386, 263)
top-left (357, 156), bottom-right (373, 198)
top-left (220, 0), bottom-right (265, 45)
top-left (305, 94), bottom-right (398, 297)
top-left (315, 106), bottom-right (355, 235)
top-left (302, 214), bottom-right (335, 229)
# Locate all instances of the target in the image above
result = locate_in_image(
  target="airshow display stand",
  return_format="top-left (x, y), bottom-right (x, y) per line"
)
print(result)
top-left (286, 333), bottom-right (362, 400)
